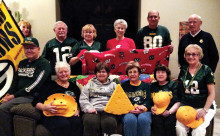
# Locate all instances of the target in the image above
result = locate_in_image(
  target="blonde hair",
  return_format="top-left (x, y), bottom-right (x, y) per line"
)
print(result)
top-left (18, 20), bottom-right (32, 37)
top-left (81, 24), bottom-right (97, 39)
top-left (184, 44), bottom-right (204, 60)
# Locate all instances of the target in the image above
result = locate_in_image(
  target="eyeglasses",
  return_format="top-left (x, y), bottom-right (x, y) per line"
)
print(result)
top-left (185, 53), bottom-right (199, 57)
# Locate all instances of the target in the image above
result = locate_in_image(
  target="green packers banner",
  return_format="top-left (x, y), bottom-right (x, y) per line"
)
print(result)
top-left (0, 0), bottom-right (25, 98)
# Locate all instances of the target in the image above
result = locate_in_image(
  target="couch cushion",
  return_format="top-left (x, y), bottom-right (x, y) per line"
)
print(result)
top-left (10, 103), bottom-right (42, 120)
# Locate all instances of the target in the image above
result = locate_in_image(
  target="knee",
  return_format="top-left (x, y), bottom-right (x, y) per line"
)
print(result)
top-left (138, 112), bottom-right (152, 125)
top-left (123, 113), bottom-right (137, 124)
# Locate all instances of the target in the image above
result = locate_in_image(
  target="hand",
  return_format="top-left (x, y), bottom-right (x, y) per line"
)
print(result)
top-left (168, 45), bottom-right (174, 53)
top-left (151, 107), bottom-right (157, 115)
top-left (2, 94), bottom-right (14, 103)
top-left (162, 110), bottom-right (170, 117)
top-left (74, 109), bottom-right (80, 117)
top-left (130, 109), bottom-right (142, 114)
top-left (88, 108), bottom-right (97, 114)
top-left (44, 101), bottom-right (57, 114)
top-left (196, 109), bottom-right (206, 120)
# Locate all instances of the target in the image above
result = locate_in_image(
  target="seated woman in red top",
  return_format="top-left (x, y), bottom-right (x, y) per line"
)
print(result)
top-left (106, 19), bottom-right (136, 50)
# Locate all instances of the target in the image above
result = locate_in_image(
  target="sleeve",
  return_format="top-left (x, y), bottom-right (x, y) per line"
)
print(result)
top-left (13, 60), bottom-right (52, 97)
top-left (164, 28), bottom-right (172, 46)
top-left (144, 83), bottom-right (152, 110)
top-left (79, 82), bottom-right (93, 113)
top-left (205, 66), bottom-right (215, 84)
top-left (171, 81), bottom-right (180, 103)
top-left (106, 40), bottom-right (111, 51)
top-left (129, 39), bottom-right (136, 49)
top-left (135, 30), bottom-right (143, 49)
top-left (207, 34), bottom-right (219, 72)
top-left (71, 42), bottom-right (81, 56)
top-left (41, 42), bottom-right (49, 59)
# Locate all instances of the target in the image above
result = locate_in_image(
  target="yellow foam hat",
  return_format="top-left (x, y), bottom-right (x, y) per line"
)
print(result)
top-left (104, 84), bottom-right (134, 115)
top-left (152, 91), bottom-right (172, 115)
top-left (176, 106), bottom-right (204, 129)
top-left (43, 93), bottom-right (77, 117)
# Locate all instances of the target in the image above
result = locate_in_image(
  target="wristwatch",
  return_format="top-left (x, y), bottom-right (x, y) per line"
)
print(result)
top-left (203, 108), bottom-right (209, 113)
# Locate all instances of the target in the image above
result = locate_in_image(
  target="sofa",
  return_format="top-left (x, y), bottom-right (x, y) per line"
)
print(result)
top-left (10, 74), bottom-right (214, 136)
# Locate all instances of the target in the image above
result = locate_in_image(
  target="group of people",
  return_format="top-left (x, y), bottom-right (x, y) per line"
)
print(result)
top-left (0, 9), bottom-right (219, 136)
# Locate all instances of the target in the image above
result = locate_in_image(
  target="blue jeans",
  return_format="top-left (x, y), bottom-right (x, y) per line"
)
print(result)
top-left (123, 112), bottom-right (152, 136)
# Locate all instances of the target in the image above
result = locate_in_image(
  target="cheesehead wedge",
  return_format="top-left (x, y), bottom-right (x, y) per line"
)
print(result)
top-left (104, 84), bottom-right (134, 115)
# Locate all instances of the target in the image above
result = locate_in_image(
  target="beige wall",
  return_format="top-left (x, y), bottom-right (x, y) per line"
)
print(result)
top-left (140, 0), bottom-right (220, 105)
top-left (3, 0), bottom-right (220, 105)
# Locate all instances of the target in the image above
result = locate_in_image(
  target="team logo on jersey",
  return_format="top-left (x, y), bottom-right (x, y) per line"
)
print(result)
top-left (18, 67), bottom-right (35, 77)
top-left (199, 39), bottom-right (203, 43)
top-left (149, 33), bottom-right (156, 35)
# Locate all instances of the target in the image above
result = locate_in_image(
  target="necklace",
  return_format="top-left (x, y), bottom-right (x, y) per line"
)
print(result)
top-left (183, 63), bottom-right (201, 89)
top-left (56, 79), bottom-right (69, 88)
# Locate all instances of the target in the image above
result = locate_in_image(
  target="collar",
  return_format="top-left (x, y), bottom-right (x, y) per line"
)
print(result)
top-left (130, 80), bottom-right (141, 86)
top-left (190, 30), bottom-right (201, 37)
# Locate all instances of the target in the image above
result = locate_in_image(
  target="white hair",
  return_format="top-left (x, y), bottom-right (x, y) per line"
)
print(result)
top-left (54, 21), bottom-right (68, 29)
top-left (114, 19), bottom-right (128, 29)
top-left (55, 61), bottom-right (71, 74)
top-left (189, 14), bottom-right (202, 21)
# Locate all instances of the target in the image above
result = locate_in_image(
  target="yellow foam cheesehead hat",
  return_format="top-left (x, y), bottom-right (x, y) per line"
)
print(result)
top-left (43, 93), bottom-right (77, 117)
top-left (152, 91), bottom-right (172, 115)
top-left (104, 84), bottom-right (134, 115)
top-left (176, 106), bottom-right (204, 129)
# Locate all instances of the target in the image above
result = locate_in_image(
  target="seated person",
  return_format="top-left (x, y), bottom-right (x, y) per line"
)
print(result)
top-left (176, 44), bottom-right (216, 136)
top-left (18, 19), bottom-right (32, 37)
top-left (106, 19), bottom-right (136, 50)
top-left (79, 62), bottom-right (118, 136)
top-left (151, 64), bottom-right (180, 136)
top-left (69, 24), bottom-right (103, 74)
top-left (0, 37), bottom-right (51, 136)
top-left (121, 61), bottom-right (152, 136)
top-left (32, 62), bottom-right (83, 136)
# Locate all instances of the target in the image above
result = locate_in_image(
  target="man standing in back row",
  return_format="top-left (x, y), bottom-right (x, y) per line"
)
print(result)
top-left (135, 10), bottom-right (173, 53)
top-left (42, 21), bottom-right (78, 75)
top-left (178, 14), bottom-right (219, 72)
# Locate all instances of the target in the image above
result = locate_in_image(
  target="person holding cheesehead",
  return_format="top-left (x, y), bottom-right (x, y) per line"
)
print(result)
top-left (79, 62), bottom-right (118, 136)
top-left (32, 61), bottom-right (83, 136)
top-left (106, 19), bottom-right (136, 50)
top-left (176, 44), bottom-right (216, 136)
top-left (18, 19), bottom-right (32, 37)
top-left (0, 37), bottom-right (51, 136)
top-left (121, 61), bottom-right (151, 136)
top-left (150, 64), bottom-right (180, 136)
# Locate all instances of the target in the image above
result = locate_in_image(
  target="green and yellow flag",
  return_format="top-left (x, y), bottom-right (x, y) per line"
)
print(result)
top-left (0, 0), bottom-right (25, 98)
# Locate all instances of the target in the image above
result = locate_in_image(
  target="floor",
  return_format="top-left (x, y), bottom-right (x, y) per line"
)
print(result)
top-left (214, 109), bottom-right (220, 136)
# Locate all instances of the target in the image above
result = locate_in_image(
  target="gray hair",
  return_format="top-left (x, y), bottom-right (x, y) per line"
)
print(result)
top-left (54, 21), bottom-right (68, 30)
top-left (189, 14), bottom-right (202, 21)
top-left (184, 44), bottom-right (204, 60)
top-left (55, 61), bottom-right (71, 74)
top-left (114, 19), bottom-right (128, 29)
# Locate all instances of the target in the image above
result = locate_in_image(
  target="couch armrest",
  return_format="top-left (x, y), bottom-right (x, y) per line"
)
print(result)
top-left (10, 103), bottom-right (42, 120)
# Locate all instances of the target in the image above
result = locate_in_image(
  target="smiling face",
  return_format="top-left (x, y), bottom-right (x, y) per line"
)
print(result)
top-left (114, 23), bottom-right (126, 38)
top-left (57, 67), bottom-right (70, 82)
top-left (83, 30), bottom-right (95, 42)
top-left (20, 24), bottom-right (30, 37)
top-left (147, 10), bottom-right (160, 29)
top-left (185, 47), bottom-right (200, 66)
top-left (54, 22), bottom-right (68, 40)
top-left (96, 68), bottom-right (108, 83)
top-left (128, 67), bottom-right (140, 83)
top-left (188, 15), bottom-right (202, 35)
top-left (156, 70), bottom-right (167, 83)
top-left (23, 45), bottom-right (40, 62)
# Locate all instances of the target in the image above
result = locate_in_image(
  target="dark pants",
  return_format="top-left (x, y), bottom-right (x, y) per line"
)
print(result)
top-left (151, 113), bottom-right (177, 136)
top-left (42, 116), bottom-right (83, 136)
top-left (82, 112), bottom-right (118, 136)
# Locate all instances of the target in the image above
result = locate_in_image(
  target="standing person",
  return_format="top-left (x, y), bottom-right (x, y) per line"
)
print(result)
top-left (69, 24), bottom-right (103, 74)
top-left (32, 62), bottom-right (83, 136)
top-left (42, 21), bottom-right (78, 75)
top-left (176, 44), bottom-right (216, 136)
top-left (18, 19), bottom-right (32, 37)
top-left (0, 37), bottom-right (51, 136)
top-left (178, 14), bottom-right (219, 72)
top-left (106, 19), bottom-right (136, 50)
top-left (79, 62), bottom-right (118, 136)
top-left (135, 10), bottom-right (173, 53)
top-left (121, 61), bottom-right (152, 136)
top-left (151, 64), bottom-right (180, 136)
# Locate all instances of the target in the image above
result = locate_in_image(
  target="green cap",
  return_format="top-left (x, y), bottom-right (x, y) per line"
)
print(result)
top-left (21, 37), bottom-right (39, 47)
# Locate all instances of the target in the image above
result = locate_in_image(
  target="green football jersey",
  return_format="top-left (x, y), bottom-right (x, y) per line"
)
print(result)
top-left (178, 64), bottom-right (215, 109)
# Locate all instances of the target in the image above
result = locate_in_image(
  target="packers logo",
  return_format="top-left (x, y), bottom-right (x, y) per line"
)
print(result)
top-left (0, 60), bottom-right (15, 98)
